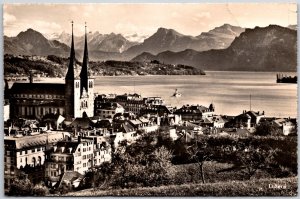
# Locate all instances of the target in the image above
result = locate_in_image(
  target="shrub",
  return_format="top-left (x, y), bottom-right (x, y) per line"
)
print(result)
top-left (32, 182), bottom-right (49, 196)
top-left (8, 178), bottom-right (33, 196)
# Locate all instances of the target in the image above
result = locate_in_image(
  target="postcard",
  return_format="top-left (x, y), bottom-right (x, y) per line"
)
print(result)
top-left (3, 3), bottom-right (297, 196)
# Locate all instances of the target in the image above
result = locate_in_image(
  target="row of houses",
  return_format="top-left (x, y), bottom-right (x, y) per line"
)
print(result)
top-left (4, 109), bottom-right (160, 190)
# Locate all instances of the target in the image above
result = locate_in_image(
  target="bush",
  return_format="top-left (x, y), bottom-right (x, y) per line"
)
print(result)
top-left (8, 178), bottom-right (33, 196)
top-left (32, 182), bottom-right (49, 196)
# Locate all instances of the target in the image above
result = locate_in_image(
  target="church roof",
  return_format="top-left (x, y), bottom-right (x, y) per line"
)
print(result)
top-left (10, 83), bottom-right (65, 95)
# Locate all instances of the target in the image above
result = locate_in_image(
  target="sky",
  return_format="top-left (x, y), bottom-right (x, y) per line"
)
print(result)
top-left (3, 3), bottom-right (297, 37)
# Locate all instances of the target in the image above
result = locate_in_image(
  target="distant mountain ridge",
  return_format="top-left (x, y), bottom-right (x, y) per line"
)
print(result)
top-left (48, 31), bottom-right (138, 53)
top-left (123, 24), bottom-right (245, 59)
top-left (4, 24), bottom-right (245, 61)
top-left (4, 24), bottom-right (296, 71)
top-left (132, 25), bottom-right (297, 72)
top-left (4, 28), bottom-right (71, 57)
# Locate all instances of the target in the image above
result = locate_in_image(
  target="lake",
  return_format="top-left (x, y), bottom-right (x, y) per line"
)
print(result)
top-left (27, 71), bottom-right (297, 118)
top-left (93, 71), bottom-right (297, 118)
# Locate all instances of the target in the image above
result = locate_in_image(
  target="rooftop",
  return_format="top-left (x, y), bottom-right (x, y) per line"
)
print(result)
top-left (5, 131), bottom-right (70, 149)
top-left (10, 83), bottom-right (65, 95)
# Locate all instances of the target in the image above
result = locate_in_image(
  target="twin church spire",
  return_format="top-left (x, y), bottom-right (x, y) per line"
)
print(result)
top-left (65, 21), bottom-right (90, 94)
top-left (80, 22), bottom-right (89, 94)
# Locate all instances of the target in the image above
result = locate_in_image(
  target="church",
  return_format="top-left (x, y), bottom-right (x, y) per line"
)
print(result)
top-left (7, 22), bottom-right (94, 121)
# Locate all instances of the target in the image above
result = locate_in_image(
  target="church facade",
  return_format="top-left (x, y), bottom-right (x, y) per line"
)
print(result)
top-left (8, 23), bottom-right (94, 121)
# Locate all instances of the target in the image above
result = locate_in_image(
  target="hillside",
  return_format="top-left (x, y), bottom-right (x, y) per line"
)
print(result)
top-left (132, 25), bottom-right (297, 71)
top-left (4, 54), bottom-right (205, 78)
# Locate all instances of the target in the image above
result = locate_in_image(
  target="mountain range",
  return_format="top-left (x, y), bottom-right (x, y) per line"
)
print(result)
top-left (124, 24), bottom-right (244, 59)
top-left (46, 31), bottom-right (139, 53)
top-left (4, 29), bottom-right (71, 57)
top-left (132, 25), bottom-right (297, 71)
top-left (4, 24), bottom-right (245, 61)
top-left (4, 24), bottom-right (297, 71)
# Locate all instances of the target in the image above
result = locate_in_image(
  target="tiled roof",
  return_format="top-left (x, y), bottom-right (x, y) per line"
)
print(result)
top-left (113, 122), bottom-right (135, 133)
top-left (205, 116), bottom-right (226, 124)
top-left (5, 131), bottom-right (70, 149)
top-left (10, 83), bottom-right (65, 95)
top-left (175, 105), bottom-right (210, 113)
top-left (129, 119), bottom-right (142, 125)
top-left (53, 141), bottom-right (80, 154)
top-left (56, 171), bottom-right (83, 189)
top-left (139, 118), bottom-right (150, 123)
top-left (122, 123), bottom-right (135, 133)
top-left (70, 117), bottom-right (94, 129)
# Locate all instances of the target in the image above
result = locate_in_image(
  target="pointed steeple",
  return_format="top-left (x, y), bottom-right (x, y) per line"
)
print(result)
top-left (80, 22), bottom-right (89, 94)
top-left (66, 21), bottom-right (75, 80)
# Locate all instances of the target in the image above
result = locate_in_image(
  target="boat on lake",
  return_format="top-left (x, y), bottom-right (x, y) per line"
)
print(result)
top-left (276, 74), bottom-right (297, 84)
top-left (172, 89), bottom-right (182, 98)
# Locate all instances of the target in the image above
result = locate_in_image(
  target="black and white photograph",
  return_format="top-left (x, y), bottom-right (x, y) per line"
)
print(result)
top-left (3, 3), bottom-right (297, 196)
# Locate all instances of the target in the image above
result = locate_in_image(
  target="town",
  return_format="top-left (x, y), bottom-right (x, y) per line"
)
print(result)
top-left (3, 23), bottom-right (297, 196)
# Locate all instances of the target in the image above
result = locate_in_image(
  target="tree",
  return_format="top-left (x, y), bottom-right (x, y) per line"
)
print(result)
top-left (218, 145), bottom-right (279, 180)
top-left (255, 121), bottom-right (282, 136)
top-left (186, 139), bottom-right (213, 184)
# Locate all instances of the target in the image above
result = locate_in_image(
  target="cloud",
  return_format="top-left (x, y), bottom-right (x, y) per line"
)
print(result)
top-left (115, 22), bottom-right (138, 34)
top-left (195, 12), bottom-right (211, 19)
top-left (3, 13), bottom-right (16, 26)
top-left (26, 20), bottom-right (62, 35)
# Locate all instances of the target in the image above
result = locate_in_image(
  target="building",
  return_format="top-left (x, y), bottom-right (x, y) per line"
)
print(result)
top-left (95, 102), bottom-right (125, 119)
top-left (233, 110), bottom-right (265, 130)
top-left (174, 104), bottom-right (214, 121)
top-left (45, 135), bottom-right (111, 186)
top-left (4, 131), bottom-right (70, 189)
top-left (273, 118), bottom-right (296, 135)
top-left (202, 115), bottom-right (227, 128)
top-left (7, 22), bottom-right (94, 121)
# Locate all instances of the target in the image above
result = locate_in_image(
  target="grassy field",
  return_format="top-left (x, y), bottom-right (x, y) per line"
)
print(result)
top-left (172, 161), bottom-right (272, 185)
top-left (65, 177), bottom-right (297, 196)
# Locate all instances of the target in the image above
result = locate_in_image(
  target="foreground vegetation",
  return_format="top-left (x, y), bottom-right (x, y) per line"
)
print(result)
top-left (4, 54), bottom-right (205, 77)
top-left (8, 130), bottom-right (297, 196)
top-left (66, 177), bottom-right (297, 196)
top-left (60, 132), bottom-right (297, 196)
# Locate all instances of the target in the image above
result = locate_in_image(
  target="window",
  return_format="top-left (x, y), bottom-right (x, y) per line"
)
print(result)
top-left (32, 149), bottom-right (35, 153)
top-left (20, 151), bottom-right (22, 155)
top-left (83, 163), bottom-right (86, 167)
